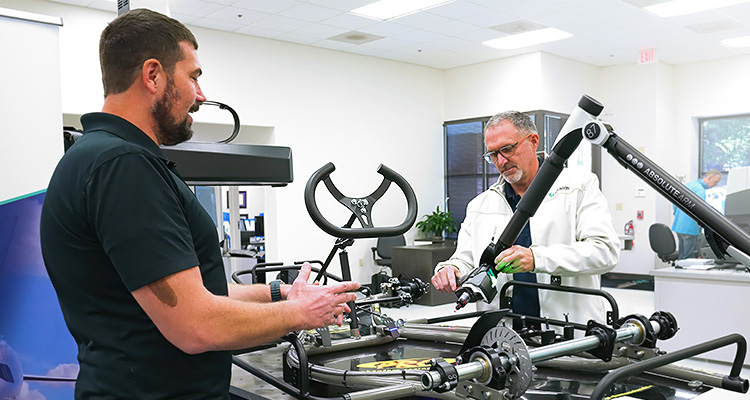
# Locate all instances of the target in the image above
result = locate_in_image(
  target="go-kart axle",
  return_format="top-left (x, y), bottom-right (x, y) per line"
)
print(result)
top-left (421, 316), bottom-right (662, 393)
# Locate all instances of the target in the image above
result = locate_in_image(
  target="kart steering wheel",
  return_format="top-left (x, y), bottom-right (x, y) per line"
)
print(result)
top-left (304, 162), bottom-right (418, 239)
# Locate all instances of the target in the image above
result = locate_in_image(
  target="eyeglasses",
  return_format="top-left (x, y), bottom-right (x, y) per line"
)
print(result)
top-left (482, 133), bottom-right (532, 164)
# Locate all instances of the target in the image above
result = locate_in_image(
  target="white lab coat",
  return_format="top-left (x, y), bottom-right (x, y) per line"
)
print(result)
top-left (436, 168), bottom-right (620, 327)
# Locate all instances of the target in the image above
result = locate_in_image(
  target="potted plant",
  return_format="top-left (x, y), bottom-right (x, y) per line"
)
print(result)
top-left (416, 206), bottom-right (457, 242)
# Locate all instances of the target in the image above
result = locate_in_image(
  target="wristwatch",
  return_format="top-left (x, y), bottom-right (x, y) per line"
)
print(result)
top-left (269, 280), bottom-right (282, 302)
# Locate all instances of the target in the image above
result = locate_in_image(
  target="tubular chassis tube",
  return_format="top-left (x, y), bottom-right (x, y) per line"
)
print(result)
top-left (499, 280), bottom-right (620, 326)
top-left (231, 263), bottom-right (342, 285)
top-left (533, 354), bottom-right (746, 391)
top-left (589, 333), bottom-right (748, 399)
top-left (201, 100), bottom-right (241, 144)
top-left (421, 318), bottom-right (664, 390)
top-left (405, 311), bottom-right (487, 325)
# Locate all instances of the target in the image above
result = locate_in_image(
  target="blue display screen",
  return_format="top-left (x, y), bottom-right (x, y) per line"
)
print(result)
top-left (195, 186), bottom-right (218, 227)
top-left (0, 191), bottom-right (77, 399)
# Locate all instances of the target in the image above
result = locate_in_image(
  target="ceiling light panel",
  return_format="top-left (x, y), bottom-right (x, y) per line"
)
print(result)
top-left (482, 27), bottom-right (573, 50)
top-left (349, 0), bottom-right (455, 21)
top-left (720, 35), bottom-right (750, 47)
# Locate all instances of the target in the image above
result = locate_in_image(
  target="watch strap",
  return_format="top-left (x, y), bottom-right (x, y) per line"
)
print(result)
top-left (270, 280), bottom-right (282, 302)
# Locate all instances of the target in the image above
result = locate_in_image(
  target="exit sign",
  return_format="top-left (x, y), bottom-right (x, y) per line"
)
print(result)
top-left (639, 48), bottom-right (657, 65)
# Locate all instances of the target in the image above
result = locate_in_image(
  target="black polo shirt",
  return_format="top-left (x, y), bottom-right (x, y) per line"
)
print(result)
top-left (40, 112), bottom-right (230, 399)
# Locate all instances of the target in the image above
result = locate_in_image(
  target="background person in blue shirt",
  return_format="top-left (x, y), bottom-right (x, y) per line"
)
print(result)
top-left (672, 169), bottom-right (721, 259)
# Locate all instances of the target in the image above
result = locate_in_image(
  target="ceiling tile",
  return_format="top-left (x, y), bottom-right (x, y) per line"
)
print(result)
top-left (250, 14), bottom-right (311, 32)
top-left (720, 2), bottom-right (750, 25)
top-left (459, 10), bottom-right (519, 28)
top-left (278, 2), bottom-right (341, 23)
top-left (394, 29), bottom-right (446, 43)
top-left (308, 0), bottom-right (377, 12)
top-left (171, 12), bottom-right (201, 24)
top-left (191, 17), bottom-right (244, 31)
top-left (687, 20), bottom-right (744, 35)
top-left (390, 11), bottom-right (452, 30)
top-left (662, 10), bottom-right (726, 28)
top-left (466, 0), bottom-right (525, 10)
top-left (531, 9), bottom-right (586, 27)
top-left (499, 0), bottom-right (565, 19)
top-left (453, 27), bottom-right (508, 42)
top-left (359, 22), bottom-right (415, 37)
top-left (231, 0), bottom-right (297, 13)
top-left (290, 23), bottom-right (348, 40)
top-left (311, 39), bottom-right (357, 51)
top-left (360, 37), bottom-right (412, 50)
top-left (424, 36), bottom-right (483, 52)
top-left (346, 45), bottom-right (391, 57)
top-left (234, 24), bottom-right (285, 38)
top-left (274, 31), bottom-right (320, 45)
top-left (318, 12), bottom-right (377, 31)
top-left (422, 19), bottom-right (482, 36)
top-left (424, 1), bottom-right (490, 19)
top-left (205, 6), bottom-right (268, 24)
top-left (171, 0), bottom-right (225, 17)
top-left (197, 0), bottom-right (236, 6)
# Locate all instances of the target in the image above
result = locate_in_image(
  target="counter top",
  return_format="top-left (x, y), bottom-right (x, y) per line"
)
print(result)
top-left (651, 266), bottom-right (750, 283)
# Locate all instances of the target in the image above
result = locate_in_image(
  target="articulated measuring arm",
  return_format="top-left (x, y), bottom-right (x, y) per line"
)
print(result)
top-left (584, 117), bottom-right (750, 264)
top-left (455, 95), bottom-right (750, 310)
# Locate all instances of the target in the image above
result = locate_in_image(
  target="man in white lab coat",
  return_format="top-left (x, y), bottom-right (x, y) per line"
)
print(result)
top-left (432, 111), bottom-right (620, 328)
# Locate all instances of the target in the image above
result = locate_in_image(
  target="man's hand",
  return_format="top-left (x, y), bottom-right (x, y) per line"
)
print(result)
top-left (286, 263), bottom-right (360, 329)
top-left (494, 245), bottom-right (535, 273)
top-left (431, 265), bottom-right (461, 293)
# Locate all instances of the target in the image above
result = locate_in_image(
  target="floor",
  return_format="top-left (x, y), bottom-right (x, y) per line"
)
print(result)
top-left (231, 286), bottom-right (750, 399)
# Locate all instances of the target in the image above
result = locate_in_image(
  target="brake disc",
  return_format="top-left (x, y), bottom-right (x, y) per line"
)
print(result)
top-left (480, 326), bottom-right (532, 399)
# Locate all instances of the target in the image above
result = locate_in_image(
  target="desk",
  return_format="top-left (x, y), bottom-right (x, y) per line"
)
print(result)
top-left (392, 243), bottom-right (457, 306)
top-left (651, 267), bottom-right (750, 366)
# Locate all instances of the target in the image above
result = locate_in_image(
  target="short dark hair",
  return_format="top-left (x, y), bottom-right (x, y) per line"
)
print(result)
top-left (99, 9), bottom-right (198, 96)
top-left (484, 111), bottom-right (537, 141)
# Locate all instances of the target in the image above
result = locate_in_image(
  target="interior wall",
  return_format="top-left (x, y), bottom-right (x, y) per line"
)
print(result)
top-left (598, 62), bottom-right (675, 274)
top-left (538, 52), bottom-right (603, 113)
top-left (0, 10), bottom-right (63, 202)
top-left (672, 55), bottom-right (750, 179)
top-left (6, 0), bottom-right (445, 285)
top-left (443, 52), bottom-right (544, 121)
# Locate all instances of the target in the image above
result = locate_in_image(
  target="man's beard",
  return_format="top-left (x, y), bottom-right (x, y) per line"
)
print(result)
top-left (502, 165), bottom-right (523, 184)
top-left (152, 79), bottom-right (196, 146)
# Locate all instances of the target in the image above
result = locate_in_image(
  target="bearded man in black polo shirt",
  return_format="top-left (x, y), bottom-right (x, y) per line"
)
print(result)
top-left (40, 9), bottom-right (359, 399)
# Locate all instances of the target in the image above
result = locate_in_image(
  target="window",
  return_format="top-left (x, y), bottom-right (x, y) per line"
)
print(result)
top-left (699, 114), bottom-right (750, 211)
top-left (445, 119), bottom-right (487, 239)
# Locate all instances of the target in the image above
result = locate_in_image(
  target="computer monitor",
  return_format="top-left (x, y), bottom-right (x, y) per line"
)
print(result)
top-left (0, 191), bottom-right (77, 399)
top-left (725, 166), bottom-right (750, 232)
top-left (254, 214), bottom-right (264, 237)
top-left (194, 186), bottom-right (223, 242)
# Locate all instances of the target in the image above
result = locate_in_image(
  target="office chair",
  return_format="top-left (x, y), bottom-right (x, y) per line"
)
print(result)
top-left (371, 235), bottom-right (406, 268)
top-left (649, 223), bottom-right (679, 265)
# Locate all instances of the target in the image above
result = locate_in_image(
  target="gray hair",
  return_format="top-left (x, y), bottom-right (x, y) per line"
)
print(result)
top-left (704, 169), bottom-right (721, 178)
top-left (484, 111), bottom-right (537, 140)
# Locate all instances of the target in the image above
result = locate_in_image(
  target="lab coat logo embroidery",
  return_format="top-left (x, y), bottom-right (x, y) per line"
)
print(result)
top-left (548, 186), bottom-right (570, 197)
